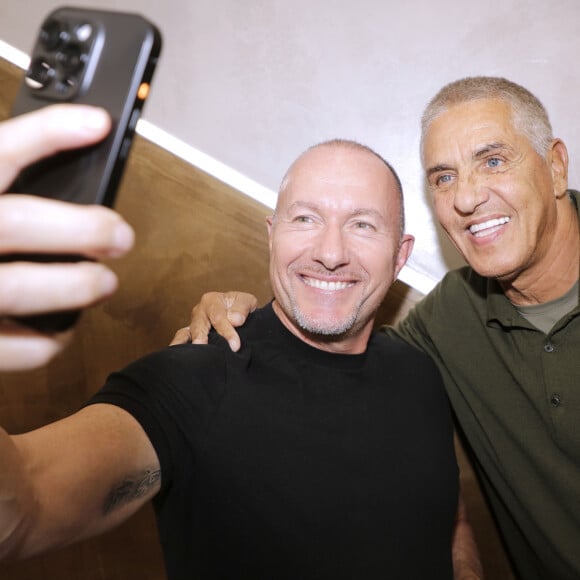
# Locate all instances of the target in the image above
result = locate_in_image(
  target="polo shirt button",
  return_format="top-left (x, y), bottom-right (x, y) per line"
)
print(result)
top-left (544, 343), bottom-right (555, 353)
top-left (550, 394), bottom-right (562, 407)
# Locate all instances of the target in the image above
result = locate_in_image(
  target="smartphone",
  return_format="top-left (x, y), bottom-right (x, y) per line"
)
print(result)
top-left (7, 6), bottom-right (162, 332)
top-left (11, 6), bottom-right (162, 204)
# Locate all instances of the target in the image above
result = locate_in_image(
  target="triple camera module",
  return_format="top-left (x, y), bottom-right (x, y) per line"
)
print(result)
top-left (25, 16), bottom-right (100, 99)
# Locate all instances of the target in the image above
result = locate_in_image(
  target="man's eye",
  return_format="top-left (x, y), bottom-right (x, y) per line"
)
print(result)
top-left (294, 215), bottom-right (313, 223)
top-left (435, 174), bottom-right (453, 186)
top-left (486, 157), bottom-right (502, 168)
top-left (355, 222), bottom-right (374, 230)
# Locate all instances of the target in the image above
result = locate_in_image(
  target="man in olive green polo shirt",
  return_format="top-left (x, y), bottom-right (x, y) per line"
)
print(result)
top-left (394, 77), bottom-right (579, 580)
top-left (177, 76), bottom-right (580, 580)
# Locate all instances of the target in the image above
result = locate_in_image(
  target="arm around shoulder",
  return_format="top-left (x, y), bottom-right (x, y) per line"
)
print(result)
top-left (171, 290), bottom-right (258, 351)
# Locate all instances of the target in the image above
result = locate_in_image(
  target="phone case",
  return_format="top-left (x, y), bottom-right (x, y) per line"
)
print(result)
top-left (6, 7), bottom-right (161, 333)
top-left (10, 6), bottom-right (162, 207)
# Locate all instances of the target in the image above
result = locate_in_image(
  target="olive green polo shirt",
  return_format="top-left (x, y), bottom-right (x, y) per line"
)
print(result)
top-left (388, 191), bottom-right (580, 580)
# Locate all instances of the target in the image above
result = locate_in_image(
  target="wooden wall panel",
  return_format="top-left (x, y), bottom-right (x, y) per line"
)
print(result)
top-left (0, 58), bottom-right (513, 579)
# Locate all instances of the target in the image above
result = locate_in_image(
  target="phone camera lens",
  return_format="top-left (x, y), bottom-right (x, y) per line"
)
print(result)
top-left (40, 19), bottom-right (70, 50)
top-left (56, 44), bottom-right (84, 72)
top-left (55, 76), bottom-right (78, 96)
top-left (25, 57), bottom-right (55, 90)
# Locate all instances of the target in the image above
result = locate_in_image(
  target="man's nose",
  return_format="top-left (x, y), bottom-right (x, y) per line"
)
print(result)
top-left (453, 174), bottom-right (490, 215)
top-left (312, 225), bottom-right (349, 270)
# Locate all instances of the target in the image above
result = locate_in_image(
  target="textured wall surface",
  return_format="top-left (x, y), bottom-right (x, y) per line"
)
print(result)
top-left (2, 0), bottom-right (579, 293)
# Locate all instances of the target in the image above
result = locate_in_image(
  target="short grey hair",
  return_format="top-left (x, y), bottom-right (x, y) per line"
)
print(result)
top-left (420, 76), bottom-right (553, 160)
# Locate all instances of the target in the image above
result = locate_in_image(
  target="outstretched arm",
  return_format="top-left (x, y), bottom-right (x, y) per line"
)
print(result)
top-left (171, 291), bottom-right (258, 351)
top-left (0, 404), bottom-right (160, 561)
top-left (0, 104), bottom-right (134, 371)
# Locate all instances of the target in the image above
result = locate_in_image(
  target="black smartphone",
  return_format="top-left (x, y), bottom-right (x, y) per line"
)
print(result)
top-left (7, 6), bottom-right (162, 332)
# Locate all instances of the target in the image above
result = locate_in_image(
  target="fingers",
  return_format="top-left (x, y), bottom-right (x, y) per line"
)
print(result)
top-left (0, 195), bottom-right (133, 372)
top-left (0, 104), bottom-right (111, 190)
top-left (0, 195), bottom-right (134, 259)
top-left (0, 320), bottom-right (72, 371)
top-left (194, 292), bottom-right (241, 351)
top-left (0, 197), bottom-right (132, 370)
top-left (0, 258), bottom-right (121, 371)
top-left (0, 261), bottom-right (119, 316)
top-left (188, 291), bottom-right (258, 352)
top-left (222, 291), bottom-right (259, 325)
top-left (175, 291), bottom-right (260, 350)
top-left (188, 299), bottom-right (215, 346)
top-left (208, 315), bottom-right (241, 353)
top-left (169, 327), bottom-right (191, 346)
top-left (0, 105), bottom-right (120, 372)
top-left (212, 292), bottom-right (258, 351)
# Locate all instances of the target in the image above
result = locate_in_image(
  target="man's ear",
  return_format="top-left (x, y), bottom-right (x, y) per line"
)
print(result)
top-left (393, 234), bottom-right (415, 280)
top-left (266, 215), bottom-right (274, 249)
top-left (549, 139), bottom-right (569, 198)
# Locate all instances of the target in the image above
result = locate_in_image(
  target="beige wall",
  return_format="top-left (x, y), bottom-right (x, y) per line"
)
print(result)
top-left (2, 0), bottom-right (580, 294)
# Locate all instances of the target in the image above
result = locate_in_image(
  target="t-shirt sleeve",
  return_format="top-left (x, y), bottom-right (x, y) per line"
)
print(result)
top-left (85, 344), bottom-right (227, 494)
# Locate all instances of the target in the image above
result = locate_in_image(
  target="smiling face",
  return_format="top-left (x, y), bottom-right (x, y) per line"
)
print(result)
top-left (423, 98), bottom-right (568, 287)
top-left (268, 143), bottom-right (413, 353)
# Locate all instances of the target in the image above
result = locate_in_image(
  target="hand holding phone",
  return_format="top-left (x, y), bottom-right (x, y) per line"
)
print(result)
top-left (0, 106), bottom-right (135, 371)
top-left (4, 7), bottom-right (161, 336)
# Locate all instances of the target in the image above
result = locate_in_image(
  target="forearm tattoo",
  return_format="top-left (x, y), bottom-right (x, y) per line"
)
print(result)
top-left (103, 468), bottom-right (161, 515)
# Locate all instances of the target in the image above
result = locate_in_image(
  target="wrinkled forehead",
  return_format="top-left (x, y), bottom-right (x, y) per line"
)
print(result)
top-left (422, 99), bottom-right (522, 162)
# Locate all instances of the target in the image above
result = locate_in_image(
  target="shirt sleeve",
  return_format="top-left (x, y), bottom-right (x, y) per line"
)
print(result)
top-left (86, 344), bottom-right (228, 494)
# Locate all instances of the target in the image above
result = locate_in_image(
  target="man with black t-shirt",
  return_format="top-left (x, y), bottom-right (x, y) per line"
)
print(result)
top-left (0, 139), bottom-right (470, 578)
top-left (181, 76), bottom-right (580, 580)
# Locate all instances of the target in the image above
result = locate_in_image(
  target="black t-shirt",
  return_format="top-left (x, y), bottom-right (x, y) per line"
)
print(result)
top-left (90, 304), bottom-right (458, 579)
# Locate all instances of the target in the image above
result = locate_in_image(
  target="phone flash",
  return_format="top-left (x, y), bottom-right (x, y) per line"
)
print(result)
top-left (137, 82), bottom-right (150, 100)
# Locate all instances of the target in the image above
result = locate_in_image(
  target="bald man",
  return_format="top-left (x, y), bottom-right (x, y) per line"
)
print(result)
top-left (0, 139), bottom-right (467, 578)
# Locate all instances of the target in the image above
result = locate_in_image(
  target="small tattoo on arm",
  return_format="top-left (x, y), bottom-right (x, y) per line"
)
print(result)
top-left (103, 468), bottom-right (161, 516)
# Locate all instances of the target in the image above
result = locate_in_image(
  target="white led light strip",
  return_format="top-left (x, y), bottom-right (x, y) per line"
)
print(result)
top-left (0, 39), bottom-right (278, 210)
top-left (0, 39), bottom-right (433, 294)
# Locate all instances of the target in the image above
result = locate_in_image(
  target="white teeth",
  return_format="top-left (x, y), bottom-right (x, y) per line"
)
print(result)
top-left (303, 277), bottom-right (353, 291)
top-left (469, 217), bottom-right (510, 235)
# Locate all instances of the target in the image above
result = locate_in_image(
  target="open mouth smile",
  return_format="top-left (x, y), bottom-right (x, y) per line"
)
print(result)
top-left (302, 276), bottom-right (354, 291)
top-left (469, 216), bottom-right (510, 237)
